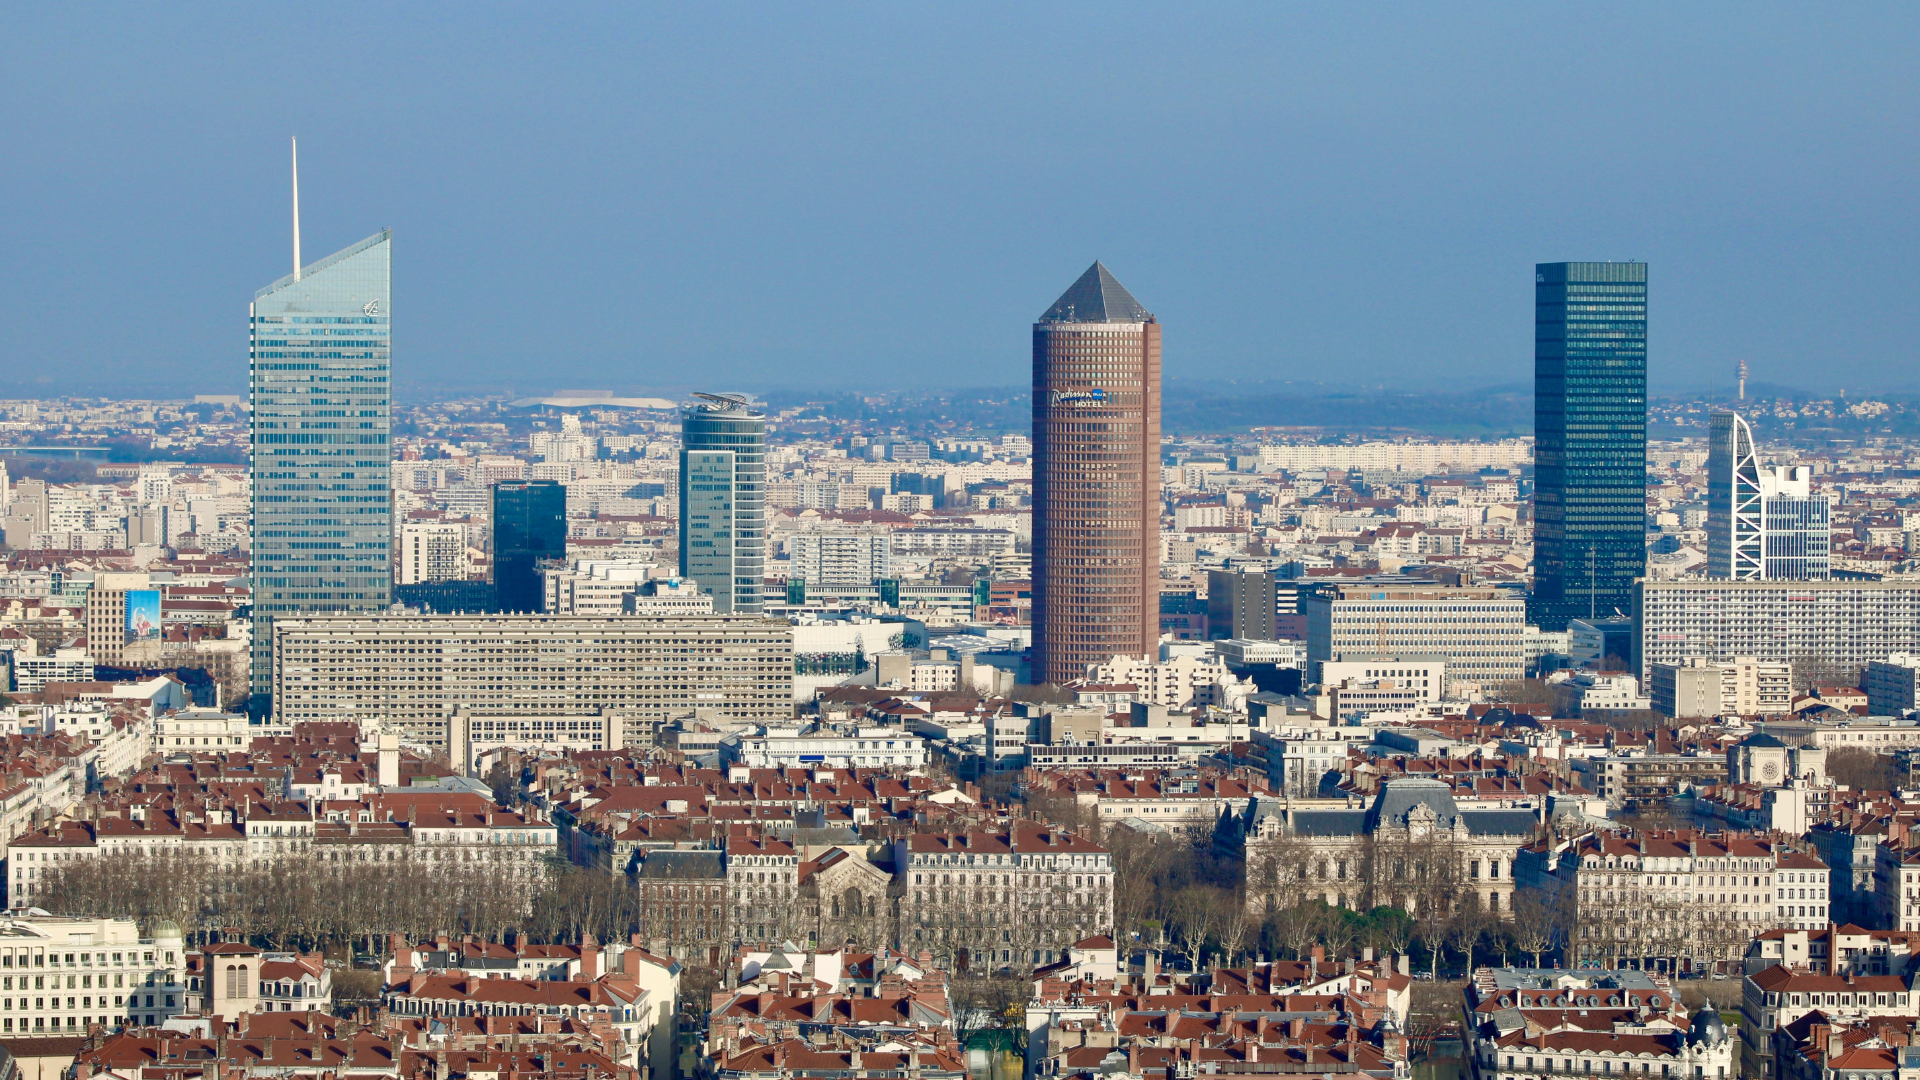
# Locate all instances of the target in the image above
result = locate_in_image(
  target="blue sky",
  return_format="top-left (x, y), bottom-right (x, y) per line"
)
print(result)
top-left (1, 4), bottom-right (1915, 398)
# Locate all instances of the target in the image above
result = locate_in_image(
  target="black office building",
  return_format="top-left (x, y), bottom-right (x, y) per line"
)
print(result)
top-left (493, 479), bottom-right (567, 613)
top-left (1208, 567), bottom-right (1278, 640)
top-left (1532, 262), bottom-right (1648, 631)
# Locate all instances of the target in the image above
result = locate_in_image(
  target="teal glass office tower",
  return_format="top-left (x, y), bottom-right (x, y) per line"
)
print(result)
top-left (1532, 261), bottom-right (1647, 631)
top-left (679, 394), bottom-right (765, 614)
top-left (248, 230), bottom-right (393, 711)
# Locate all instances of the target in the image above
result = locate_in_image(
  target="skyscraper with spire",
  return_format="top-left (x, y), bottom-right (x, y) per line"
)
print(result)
top-left (1031, 263), bottom-right (1161, 686)
top-left (248, 142), bottom-right (392, 713)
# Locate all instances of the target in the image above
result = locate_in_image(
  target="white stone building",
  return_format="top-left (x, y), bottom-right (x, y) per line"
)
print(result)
top-left (0, 914), bottom-right (188, 1033)
top-left (397, 520), bottom-right (470, 585)
top-left (730, 724), bottom-right (927, 770)
top-left (1087, 653), bottom-right (1247, 710)
top-left (1466, 967), bottom-right (1732, 1080)
top-left (790, 527), bottom-right (892, 587)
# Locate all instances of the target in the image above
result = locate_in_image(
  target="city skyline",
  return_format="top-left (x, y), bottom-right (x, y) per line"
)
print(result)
top-left (8, 6), bottom-right (1920, 1072)
top-left (3, 7), bottom-right (1919, 398)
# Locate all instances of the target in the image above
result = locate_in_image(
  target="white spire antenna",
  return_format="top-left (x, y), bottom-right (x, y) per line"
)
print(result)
top-left (291, 137), bottom-right (302, 281)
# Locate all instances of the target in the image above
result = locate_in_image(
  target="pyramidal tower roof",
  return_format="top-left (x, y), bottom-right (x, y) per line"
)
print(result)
top-left (1039, 262), bottom-right (1152, 324)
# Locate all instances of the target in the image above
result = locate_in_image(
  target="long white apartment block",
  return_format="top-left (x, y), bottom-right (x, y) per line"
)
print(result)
top-left (1634, 579), bottom-right (1920, 681)
top-left (730, 724), bottom-right (928, 770)
top-left (271, 614), bottom-right (794, 746)
top-left (1256, 439), bottom-right (1530, 474)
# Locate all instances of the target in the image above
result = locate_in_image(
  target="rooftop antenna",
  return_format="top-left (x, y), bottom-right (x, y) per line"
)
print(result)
top-left (291, 137), bottom-right (302, 281)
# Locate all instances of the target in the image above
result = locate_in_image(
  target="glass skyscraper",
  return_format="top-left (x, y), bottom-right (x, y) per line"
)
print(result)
top-left (679, 393), bottom-right (765, 614)
top-left (493, 479), bottom-right (568, 612)
top-left (1531, 261), bottom-right (1646, 632)
top-left (249, 230), bottom-right (393, 711)
top-left (1708, 410), bottom-right (1830, 580)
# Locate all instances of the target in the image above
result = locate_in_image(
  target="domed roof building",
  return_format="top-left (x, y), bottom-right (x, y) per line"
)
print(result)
top-left (1688, 1005), bottom-right (1727, 1048)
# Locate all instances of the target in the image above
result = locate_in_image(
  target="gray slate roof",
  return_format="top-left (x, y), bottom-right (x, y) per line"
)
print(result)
top-left (1461, 809), bottom-right (1540, 836)
top-left (1364, 778), bottom-right (1463, 831)
top-left (1039, 262), bottom-right (1152, 324)
top-left (637, 849), bottom-right (725, 878)
top-left (1289, 809), bottom-right (1368, 836)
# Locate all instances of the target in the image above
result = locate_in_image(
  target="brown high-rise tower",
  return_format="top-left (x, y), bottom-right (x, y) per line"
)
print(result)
top-left (1031, 262), bottom-right (1162, 686)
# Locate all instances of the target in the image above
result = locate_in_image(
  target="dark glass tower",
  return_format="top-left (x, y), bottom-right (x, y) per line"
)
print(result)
top-left (1031, 263), bottom-right (1161, 685)
top-left (493, 479), bottom-right (567, 613)
top-left (1532, 261), bottom-right (1648, 631)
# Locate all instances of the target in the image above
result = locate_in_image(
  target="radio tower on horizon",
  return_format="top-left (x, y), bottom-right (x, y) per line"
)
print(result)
top-left (1738, 359), bottom-right (1748, 401)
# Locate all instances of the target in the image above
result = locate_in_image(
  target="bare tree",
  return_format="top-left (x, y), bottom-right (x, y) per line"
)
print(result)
top-left (1445, 898), bottom-right (1488, 975)
top-left (1168, 886), bottom-right (1222, 972)
top-left (1271, 900), bottom-right (1340, 962)
top-left (1487, 679), bottom-right (1554, 706)
top-left (1021, 785), bottom-right (1097, 835)
top-left (1789, 655), bottom-right (1863, 696)
top-left (1828, 748), bottom-right (1901, 791)
top-left (36, 842), bottom-right (604, 956)
top-left (1215, 892), bottom-right (1253, 968)
top-left (1507, 892), bottom-right (1555, 968)
top-left (1107, 826), bottom-right (1179, 961)
top-left (950, 974), bottom-right (1026, 1049)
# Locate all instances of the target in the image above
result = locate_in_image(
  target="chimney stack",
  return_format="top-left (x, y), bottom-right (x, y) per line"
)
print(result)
top-left (378, 731), bottom-right (400, 788)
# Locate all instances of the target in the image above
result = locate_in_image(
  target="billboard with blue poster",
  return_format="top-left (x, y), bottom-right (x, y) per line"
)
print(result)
top-left (125, 589), bottom-right (162, 643)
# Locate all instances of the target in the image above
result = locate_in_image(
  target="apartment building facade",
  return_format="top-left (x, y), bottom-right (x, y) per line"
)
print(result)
top-left (270, 614), bottom-right (794, 747)
top-left (1515, 830), bottom-right (1806, 972)
top-left (1651, 657), bottom-right (1794, 718)
top-left (1634, 579), bottom-right (1920, 681)
top-left (1305, 580), bottom-right (1526, 694)
top-left (0, 914), bottom-right (188, 1033)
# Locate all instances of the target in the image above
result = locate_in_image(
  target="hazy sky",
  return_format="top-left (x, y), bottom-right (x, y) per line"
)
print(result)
top-left (2, 4), bottom-right (1916, 399)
